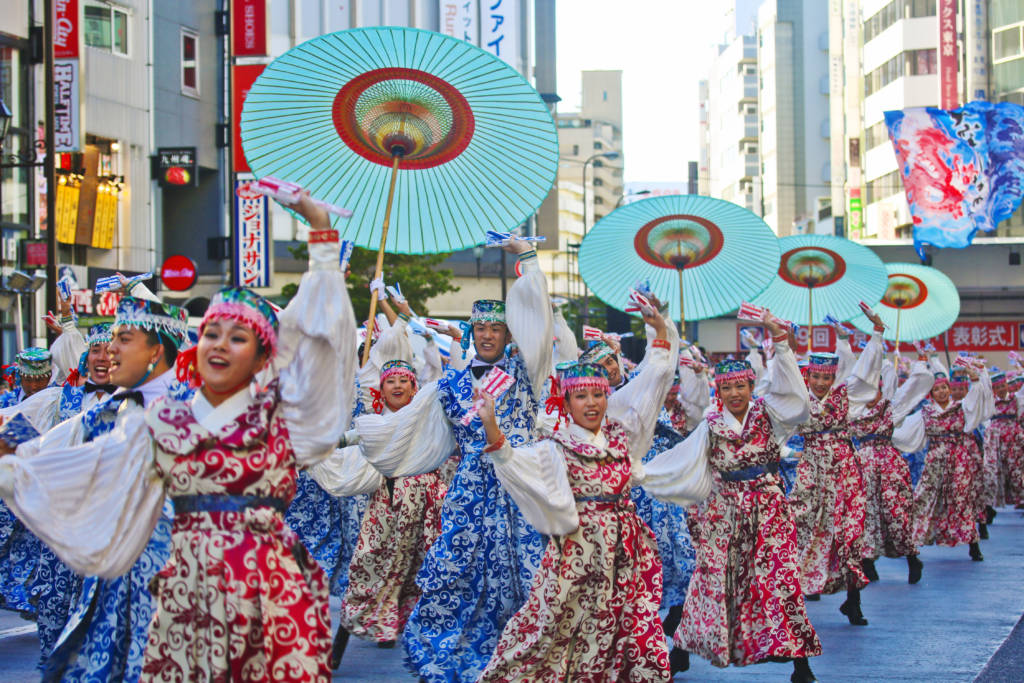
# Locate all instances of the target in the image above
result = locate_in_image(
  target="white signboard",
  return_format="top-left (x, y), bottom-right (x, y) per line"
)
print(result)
top-left (439, 0), bottom-right (478, 44)
top-left (481, 0), bottom-right (520, 74)
top-left (53, 59), bottom-right (80, 152)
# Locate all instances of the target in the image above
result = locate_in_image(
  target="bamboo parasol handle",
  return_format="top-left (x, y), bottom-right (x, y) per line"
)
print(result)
top-left (361, 154), bottom-right (402, 367)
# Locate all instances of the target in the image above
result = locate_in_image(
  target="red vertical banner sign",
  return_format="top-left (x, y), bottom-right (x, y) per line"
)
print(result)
top-left (231, 0), bottom-right (269, 57)
top-left (938, 0), bottom-right (958, 108)
top-left (232, 64), bottom-right (266, 173)
top-left (53, 0), bottom-right (82, 152)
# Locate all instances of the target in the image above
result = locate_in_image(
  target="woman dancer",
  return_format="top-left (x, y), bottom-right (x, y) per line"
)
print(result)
top-left (0, 195), bottom-right (355, 681)
top-left (894, 363), bottom-right (987, 561)
top-left (847, 345), bottom-right (933, 584)
top-left (982, 369), bottom-right (1020, 519)
top-left (641, 311), bottom-right (821, 683)
top-left (789, 310), bottom-right (885, 626)
top-left (477, 302), bottom-right (675, 681)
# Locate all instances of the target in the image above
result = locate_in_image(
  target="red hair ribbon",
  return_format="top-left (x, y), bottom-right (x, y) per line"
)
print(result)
top-left (543, 374), bottom-right (569, 430)
top-left (174, 346), bottom-right (202, 388)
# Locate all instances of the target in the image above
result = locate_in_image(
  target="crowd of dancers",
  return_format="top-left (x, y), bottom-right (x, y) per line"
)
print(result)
top-left (0, 195), bottom-right (1022, 682)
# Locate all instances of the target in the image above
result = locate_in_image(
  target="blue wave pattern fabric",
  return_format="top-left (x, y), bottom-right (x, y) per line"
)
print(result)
top-left (0, 501), bottom-right (40, 613)
top-left (56, 384), bottom-right (85, 423)
top-left (43, 384), bottom-right (193, 683)
top-left (403, 355), bottom-right (545, 683)
top-left (631, 414), bottom-right (696, 609)
top-left (886, 101), bottom-right (1024, 259)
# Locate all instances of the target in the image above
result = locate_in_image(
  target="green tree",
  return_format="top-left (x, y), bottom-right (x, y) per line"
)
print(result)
top-left (278, 243), bottom-right (459, 322)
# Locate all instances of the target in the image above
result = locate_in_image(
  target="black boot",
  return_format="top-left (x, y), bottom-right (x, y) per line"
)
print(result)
top-left (791, 656), bottom-right (817, 683)
top-left (986, 505), bottom-right (997, 525)
top-left (669, 646), bottom-right (690, 675)
top-left (330, 625), bottom-right (350, 670)
top-left (969, 542), bottom-right (984, 561)
top-left (907, 554), bottom-right (923, 584)
top-left (804, 592), bottom-right (820, 601)
top-left (839, 587), bottom-right (868, 625)
top-left (861, 558), bottom-right (879, 582)
top-left (979, 522), bottom-right (989, 540)
top-left (662, 604), bottom-right (684, 639)
top-left (377, 640), bottom-right (396, 648)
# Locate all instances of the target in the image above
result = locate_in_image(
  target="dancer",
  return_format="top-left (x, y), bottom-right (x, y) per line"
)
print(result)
top-left (846, 344), bottom-right (933, 584)
top-left (0, 195), bottom-right (355, 681)
top-left (982, 369), bottom-right (1022, 518)
top-left (352, 238), bottom-right (553, 683)
top-left (894, 360), bottom-right (988, 560)
top-left (789, 310), bottom-right (885, 626)
top-left (478, 301), bottom-right (675, 681)
top-left (640, 311), bottom-right (820, 682)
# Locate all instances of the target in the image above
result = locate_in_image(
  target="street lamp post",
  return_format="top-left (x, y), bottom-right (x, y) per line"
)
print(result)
top-left (579, 151), bottom-right (620, 327)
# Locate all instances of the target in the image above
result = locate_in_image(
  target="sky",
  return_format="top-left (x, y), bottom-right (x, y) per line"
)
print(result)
top-left (555, 1), bottom-right (726, 184)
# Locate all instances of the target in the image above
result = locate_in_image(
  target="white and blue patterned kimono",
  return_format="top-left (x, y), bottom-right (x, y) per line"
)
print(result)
top-left (11, 372), bottom-right (186, 683)
top-left (355, 256), bottom-right (553, 683)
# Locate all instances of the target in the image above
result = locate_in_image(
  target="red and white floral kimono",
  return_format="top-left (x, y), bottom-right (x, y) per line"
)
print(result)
top-left (984, 394), bottom-right (1024, 506)
top-left (0, 246), bottom-right (356, 682)
top-left (477, 333), bottom-right (677, 682)
top-left (790, 338), bottom-right (882, 595)
top-left (642, 339), bottom-right (821, 668)
top-left (894, 378), bottom-right (986, 547)
top-left (848, 359), bottom-right (933, 560)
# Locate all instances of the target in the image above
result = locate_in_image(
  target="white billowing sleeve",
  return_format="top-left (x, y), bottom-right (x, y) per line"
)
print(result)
top-left (979, 368), bottom-right (996, 423)
top-left (835, 337), bottom-right (856, 384)
top-left (490, 439), bottom-right (578, 535)
top-left (276, 239), bottom-right (357, 468)
top-left (607, 338), bottom-right (675, 475)
top-left (747, 347), bottom-right (766, 386)
top-left (448, 344), bottom-right (470, 372)
top-left (678, 366), bottom-right (711, 433)
top-left (891, 361), bottom-right (935, 426)
top-left (962, 380), bottom-right (987, 432)
top-left (552, 308), bottom-right (579, 365)
top-left (0, 411), bottom-right (164, 578)
top-left (506, 254), bottom-right (553, 396)
top-left (880, 360), bottom-right (898, 402)
top-left (892, 411), bottom-right (926, 452)
top-left (928, 355), bottom-right (948, 377)
top-left (636, 420), bottom-right (713, 506)
top-left (0, 386), bottom-right (63, 432)
top-left (354, 381), bottom-right (457, 477)
top-left (308, 445), bottom-right (385, 497)
top-left (762, 340), bottom-right (812, 438)
top-left (50, 320), bottom-right (87, 382)
top-left (847, 334), bottom-right (885, 416)
top-left (417, 337), bottom-right (444, 385)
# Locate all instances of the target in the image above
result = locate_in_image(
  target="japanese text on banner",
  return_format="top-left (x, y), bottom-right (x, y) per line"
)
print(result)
top-left (234, 181), bottom-right (271, 288)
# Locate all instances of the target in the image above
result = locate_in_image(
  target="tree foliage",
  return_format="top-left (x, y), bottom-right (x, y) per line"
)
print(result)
top-left (278, 243), bottom-right (459, 322)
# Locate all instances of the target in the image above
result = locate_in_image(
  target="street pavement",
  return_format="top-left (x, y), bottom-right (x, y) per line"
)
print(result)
top-left (2, 507), bottom-right (1023, 681)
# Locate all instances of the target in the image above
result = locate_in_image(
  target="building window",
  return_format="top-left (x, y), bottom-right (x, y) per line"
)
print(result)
top-left (866, 170), bottom-right (903, 204)
top-left (84, 2), bottom-right (129, 56)
top-left (864, 0), bottom-right (937, 43)
top-left (864, 48), bottom-right (937, 96)
top-left (572, 144), bottom-right (579, 156)
top-left (593, 178), bottom-right (604, 187)
top-left (593, 141), bottom-right (603, 150)
top-left (181, 29), bottom-right (199, 97)
top-left (994, 24), bottom-right (1023, 62)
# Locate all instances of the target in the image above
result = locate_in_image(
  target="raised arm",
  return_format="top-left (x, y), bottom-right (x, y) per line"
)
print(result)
top-left (0, 410), bottom-right (164, 578)
top-left (50, 314), bottom-right (87, 382)
top-left (891, 360), bottom-right (935, 426)
top-left (552, 305), bottom-right (579, 365)
top-left (275, 197), bottom-right (357, 467)
top-left (634, 420), bottom-right (713, 507)
top-left (846, 333), bottom-right (885, 410)
top-left (762, 331), bottom-right (811, 436)
top-left (961, 372), bottom-right (988, 432)
top-left (504, 241), bottom-right (553, 395)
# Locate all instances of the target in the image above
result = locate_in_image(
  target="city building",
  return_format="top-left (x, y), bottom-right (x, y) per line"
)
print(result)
top-left (757, 0), bottom-right (834, 236)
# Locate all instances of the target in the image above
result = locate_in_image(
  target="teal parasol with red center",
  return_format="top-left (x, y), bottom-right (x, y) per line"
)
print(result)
top-left (239, 26), bottom-right (558, 364)
top-left (848, 263), bottom-right (960, 347)
top-left (578, 195), bottom-right (780, 336)
top-left (751, 234), bottom-right (887, 350)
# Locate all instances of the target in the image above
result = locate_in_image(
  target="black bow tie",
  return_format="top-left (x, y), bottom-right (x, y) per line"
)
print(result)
top-left (84, 382), bottom-right (117, 395)
top-left (470, 362), bottom-right (505, 380)
top-left (110, 390), bottom-right (145, 407)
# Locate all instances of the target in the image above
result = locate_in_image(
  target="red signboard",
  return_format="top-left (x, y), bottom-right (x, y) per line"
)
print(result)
top-left (232, 0), bottom-right (269, 57)
top-left (161, 255), bottom-right (198, 291)
top-left (938, 0), bottom-right (958, 108)
top-left (232, 64), bottom-right (266, 173)
top-left (53, 0), bottom-right (80, 59)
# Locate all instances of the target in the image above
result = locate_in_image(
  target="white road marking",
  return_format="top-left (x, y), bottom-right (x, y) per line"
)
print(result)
top-left (0, 625), bottom-right (37, 640)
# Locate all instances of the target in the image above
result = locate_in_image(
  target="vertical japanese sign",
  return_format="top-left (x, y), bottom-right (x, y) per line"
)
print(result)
top-left (964, 0), bottom-right (988, 101)
top-left (481, 0), bottom-right (520, 73)
top-left (439, 1), bottom-right (479, 45)
top-left (231, 0), bottom-right (269, 57)
top-left (53, 0), bottom-right (81, 152)
top-left (232, 64), bottom-right (266, 173)
top-left (938, 0), bottom-right (958, 109)
top-left (234, 180), bottom-right (270, 288)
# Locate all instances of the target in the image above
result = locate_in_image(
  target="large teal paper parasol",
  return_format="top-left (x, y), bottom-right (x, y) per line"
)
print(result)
top-left (578, 195), bottom-right (781, 336)
top-left (239, 26), bottom-right (558, 363)
top-left (848, 262), bottom-right (960, 348)
top-left (751, 234), bottom-right (887, 351)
